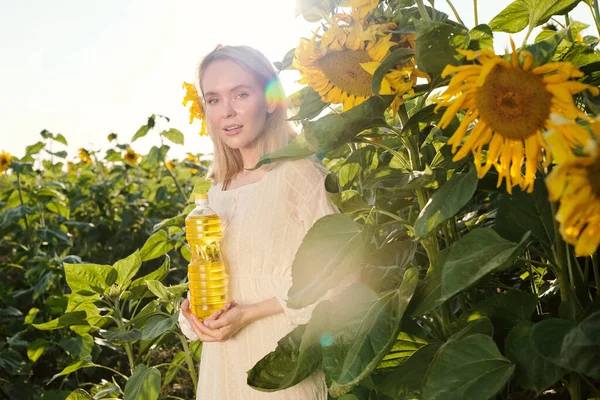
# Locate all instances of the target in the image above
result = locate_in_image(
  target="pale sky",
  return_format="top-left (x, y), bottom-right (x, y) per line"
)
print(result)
top-left (0, 1), bottom-right (595, 162)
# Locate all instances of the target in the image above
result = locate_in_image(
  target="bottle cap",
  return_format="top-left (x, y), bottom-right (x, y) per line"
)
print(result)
top-left (195, 193), bottom-right (208, 201)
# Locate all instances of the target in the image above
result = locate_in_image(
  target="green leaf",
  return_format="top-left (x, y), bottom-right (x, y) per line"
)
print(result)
top-left (113, 250), bottom-right (142, 291)
top-left (49, 360), bottom-right (93, 383)
top-left (450, 317), bottom-right (494, 340)
top-left (101, 328), bottom-right (143, 344)
top-left (303, 95), bottom-right (394, 152)
top-left (441, 229), bottom-right (530, 301)
top-left (145, 280), bottom-right (188, 302)
top-left (0, 205), bottom-right (34, 230)
top-left (65, 389), bottom-right (94, 400)
top-left (253, 134), bottom-right (316, 169)
top-left (288, 214), bottom-right (372, 308)
top-left (141, 315), bottom-right (176, 339)
top-left (560, 41), bottom-right (600, 66)
top-left (422, 334), bottom-right (515, 400)
top-left (53, 133), bottom-right (68, 146)
top-left (505, 322), bottom-right (566, 391)
top-left (560, 311), bottom-right (600, 379)
top-left (489, 0), bottom-right (582, 34)
top-left (36, 227), bottom-right (73, 246)
top-left (524, 29), bottom-right (568, 67)
top-left (161, 128), bottom-right (185, 145)
top-left (530, 318), bottom-right (575, 365)
top-left (124, 364), bottom-right (161, 400)
top-left (468, 25), bottom-right (494, 51)
top-left (32, 311), bottom-right (87, 331)
top-left (414, 167), bottom-right (477, 238)
top-left (415, 20), bottom-right (469, 78)
top-left (325, 269), bottom-right (419, 397)
top-left (132, 125), bottom-right (150, 142)
top-left (408, 248), bottom-right (448, 315)
top-left (489, 0), bottom-right (529, 33)
top-left (372, 48), bottom-right (415, 95)
top-left (400, 104), bottom-right (440, 134)
top-left (288, 87), bottom-right (330, 121)
top-left (248, 324), bottom-right (321, 391)
top-left (58, 334), bottom-right (94, 359)
top-left (495, 179), bottom-right (555, 244)
top-left (26, 141), bottom-right (46, 155)
top-left (188, 178), bottom-right (212, 203)
top-left (377, 343), bottom-right (442, 399)
top-left (130, 256), bottom-right (171, 298)
top-left (164, 351), bottom-right (186, 386)
top-left (140, 230), bottom-right (174, 261)
top-left (27, 339), bottom-right (49, 362)
top-left (63, 262), bottom-right (115, 294)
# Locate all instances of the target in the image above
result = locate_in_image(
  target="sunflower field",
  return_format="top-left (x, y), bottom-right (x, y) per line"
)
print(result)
top-left (2, 0), bottom-right (600, 399)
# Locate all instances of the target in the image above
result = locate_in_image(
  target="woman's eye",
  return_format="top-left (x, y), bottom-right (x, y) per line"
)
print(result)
top-left (207, 98), bottom-right (218, 105)
top-left (236, 92), bottom-right (249, 99)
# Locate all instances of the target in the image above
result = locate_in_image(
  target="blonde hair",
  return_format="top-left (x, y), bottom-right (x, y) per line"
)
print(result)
top-left (195, 45), bottom-right (296, 189)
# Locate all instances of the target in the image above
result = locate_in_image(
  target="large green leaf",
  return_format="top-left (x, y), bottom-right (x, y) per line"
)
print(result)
top-left (303, 95), bottom-right (394, 152)
top-left (129, 256), bottom-right (171, 298)
top-left (27, 339), bottom-right (49, 362)
top-left (113, 250), bottom-right (142, 291)
top-left (408, 248), bottom-right (449, 315)
top-left (441, 229), bottom-right (530, 301)
top-left (66, 389), bottom-right (93, 400)
top-left (524, 29), bottom-right (569, 67)
top-left (325, 270), bottom-right (419, 397)
top-left (377, 343), bottom-right (442, 399)
top-left (372, 48), bottom-right (415, 95)
top-left (288, 214), bottom-right (372, 308)
top-left (414, 167), bottom-right (477, 238)
top-left (415, 20), bottom-right (469, 78)
top-left (530, 318), bottom-right (575, 366)
top-left (32, 311), bottom-right (87, 331)
top-left (466, 290), bottom-right (539, 329)
top-left (253, 133), bottom-right (315, 169)
top-left (58, 334), bottom-right (94, 359)
top-left (49, 360), bottom-right (93, 383)
top-left (141, 315), bottom-right (176, 339)
top-left (63, 262), bottom-right (116, 295)
top-left (489, 0), bottom-right (581, 34)
top-left (288, 87), bottom-right (330, 121)
top-left (247, 324), bottom-right (322, 391)
top-left (101, 328), bottom-right (143, 344)
top-left (132, 124), bottom-right (150, 142)
top-left (140, 230), bottom-right (174, 261)
top-left (422, 334), bottom-right (515, 400)
top-left (495, 179), bottom-right (554, 244)
top-left (26, 141), bottom-right (46, 155)
top-left (124, 364), bottom-right (161, 400)
top-left (560, 311), bottom-right (600, 379)
top-left (362, 168), bottom-right (433, 191)
top-left (505, 322), bottom-right (566, 390)
top-left (161, 128), bottom-right (184, 145)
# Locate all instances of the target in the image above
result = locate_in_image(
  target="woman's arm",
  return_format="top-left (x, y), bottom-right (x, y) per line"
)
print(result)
top-left (181, 297), bottom-right (283, 342)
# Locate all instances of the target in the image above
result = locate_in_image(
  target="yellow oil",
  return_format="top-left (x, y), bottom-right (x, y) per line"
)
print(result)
top-left (185, 213), bottom-right (228, 320)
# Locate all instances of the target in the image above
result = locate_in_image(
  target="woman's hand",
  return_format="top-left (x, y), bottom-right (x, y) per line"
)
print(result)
top-left (180, 299), bottom-right (237, 342)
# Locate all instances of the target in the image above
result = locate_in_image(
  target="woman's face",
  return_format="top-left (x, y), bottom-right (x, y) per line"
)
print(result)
top-left (201, 59), bottom-right (274, 151)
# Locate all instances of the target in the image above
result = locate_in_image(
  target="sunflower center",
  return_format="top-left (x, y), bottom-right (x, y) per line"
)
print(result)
top-left (317, 49), bottom-right (374, 97)
top-left (586, 156), bottom-right (600, 199)
top-left (475, 64), bottom-right (552, 140)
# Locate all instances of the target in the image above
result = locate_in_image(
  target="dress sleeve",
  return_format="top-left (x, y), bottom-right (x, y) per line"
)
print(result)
top-left (178, 294), bottom-right (199, 341)
top-left (273, 158), bottom-right (350, 326)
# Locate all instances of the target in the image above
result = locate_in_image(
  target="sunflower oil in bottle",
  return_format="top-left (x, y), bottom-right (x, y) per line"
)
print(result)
top-left (185, 193), bottom-right (228, 320)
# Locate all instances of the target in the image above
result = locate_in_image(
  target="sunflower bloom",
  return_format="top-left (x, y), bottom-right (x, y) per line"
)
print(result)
top-left (166, 161), bottom-right (175, 171)
top-left (78, 148), bottom-right (92, 164)
top-left (294, 22), bottom-right (419, 112)
top-left (435, 40), bottom-right (599, 193)
top-left (0, 151), bottom-right (12, 174)
top-left (182, 82), bottom-right (208, 136)
top-left (350, 0), bottom-right (379, 20)
top-left (123, 147), bottom-right (141, 166)
top-left (546, 121), bottom-right (600, 256)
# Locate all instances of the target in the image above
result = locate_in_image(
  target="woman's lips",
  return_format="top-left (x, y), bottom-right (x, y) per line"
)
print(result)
top-left (223, 125), bottom-right (243, 136)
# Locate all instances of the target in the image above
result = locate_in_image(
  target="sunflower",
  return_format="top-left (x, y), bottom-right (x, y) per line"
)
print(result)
top-left (294, 21), bottom-right (420, 112)
top-left (435, 40), bottom-right (599, 194)
top-left (182, 82), bottom-right (207, 136)
top-left (166, 160), bottom-right (175, 171)
top-left (78, 148), bottom-right (92, 164)
top-left (123, 147), bottom-right (141, 166)
top-left (546, 119), bottom-right (600, 256)
top-left (0, 151), bottom-right (12, 174)
top-left (349, 0), bottom-right (379, 20)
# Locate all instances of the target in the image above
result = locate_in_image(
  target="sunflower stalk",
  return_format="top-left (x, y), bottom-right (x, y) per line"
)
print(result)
top-left (159, 135), bottom-right (187, 202)
top-left (592, 0), bottom-right (600, 37)
top-left (593, 254), bottom-right (600, 297)
top-left (444, 0), bottom-right (464, 25)
top-left (16, 171), bottom-right (33, 251)
top-left (473, 0), bottom-right (478, 26)
top-left (178, 333), bottom-right (198, 396)
top-left (414, 0), bottom-right (431, 22)
top-left (565, 14), bottom-right (575, 43)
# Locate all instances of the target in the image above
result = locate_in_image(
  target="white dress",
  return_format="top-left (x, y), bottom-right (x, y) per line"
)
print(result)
top-left (178, 157), bottom-right (339, 399)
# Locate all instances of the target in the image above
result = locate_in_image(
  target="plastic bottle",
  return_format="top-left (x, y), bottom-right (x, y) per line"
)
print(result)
top-left (185, 193), bottom-right (228, 319)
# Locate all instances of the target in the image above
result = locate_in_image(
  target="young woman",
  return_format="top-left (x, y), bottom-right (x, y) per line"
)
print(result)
top-left (178, 45), bottom-right (339, 399)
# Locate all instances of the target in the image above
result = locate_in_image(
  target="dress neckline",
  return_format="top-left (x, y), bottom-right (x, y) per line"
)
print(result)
top-left (216, 164), bottom-right (278, 193)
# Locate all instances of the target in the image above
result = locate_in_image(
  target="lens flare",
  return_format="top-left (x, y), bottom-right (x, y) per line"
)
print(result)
top-left (319, 332), bottom-right (333, 347)
top-left (265, 78), bottom-right (285, 109)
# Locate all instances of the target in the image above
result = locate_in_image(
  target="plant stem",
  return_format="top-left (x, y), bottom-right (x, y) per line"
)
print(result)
top-left (550, 202), bottom-right (571, 305)
top-left (521, 27), bottom-right (533, 48)
top-left (569, 373), bottom-right (582, 400)
top-left (415, 0), bottom-right (431, 21)
top-left (358, 136), bottom-right (411, 169)
top-left (593, 253), bottom-right (600, 296)
top-left (16, 171), bottom-right (33, 251)
top-left (565, 14), bottom-right (575, 42)
top-left (179, 334), bottom-right (198, 395)
top-left (444, 0), bottom-right (464, 25)
top-left (473, 0), bottom-right (478, 25)
top-left (592, 0), bottom-right (600, 37)
top-left (113, 299), bottom-right (136, 374)
top-left (159, 136), bottom-right (187, 202)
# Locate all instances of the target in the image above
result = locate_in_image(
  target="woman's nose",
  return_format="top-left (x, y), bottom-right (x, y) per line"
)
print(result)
top-left (221, 100), bottom-right (236, 119)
